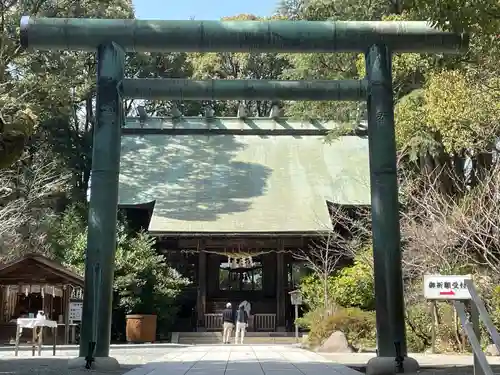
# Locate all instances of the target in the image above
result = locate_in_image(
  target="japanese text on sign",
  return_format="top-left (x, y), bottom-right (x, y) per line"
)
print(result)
top-left (69, 302), bottom-right (83, 323)
top-left (423, 274), bottom-right (472, 300)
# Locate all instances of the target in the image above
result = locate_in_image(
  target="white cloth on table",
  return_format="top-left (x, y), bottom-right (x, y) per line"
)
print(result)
top-left (17, 318), bottom-right (57, 329)
top-left (15, 317), bottom-right (58, 357)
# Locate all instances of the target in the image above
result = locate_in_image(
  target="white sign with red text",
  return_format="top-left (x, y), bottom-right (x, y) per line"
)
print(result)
top-left (423, 274), bottom-right (472, 300)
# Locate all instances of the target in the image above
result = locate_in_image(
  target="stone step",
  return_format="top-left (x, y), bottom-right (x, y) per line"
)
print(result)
top-left (178, 331), bottom-right (302, 337)
top-left (178, 335), bottom-right (299, 345)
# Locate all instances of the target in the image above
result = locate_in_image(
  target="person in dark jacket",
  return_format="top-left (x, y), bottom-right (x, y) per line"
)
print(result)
top-left (222, 302), bottom-right (234, 344)
top-left (234, 304), bottom-right (248, 344)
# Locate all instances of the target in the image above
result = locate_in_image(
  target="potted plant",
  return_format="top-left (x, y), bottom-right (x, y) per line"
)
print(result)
top-left (123, 276), bottom-right (157, 343)
top-left (114, 232), bottom-right (190, 343)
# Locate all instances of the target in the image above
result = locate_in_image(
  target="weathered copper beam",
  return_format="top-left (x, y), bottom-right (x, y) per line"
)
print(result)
top-left (122, 78), bottom-right (367, 101)
top-left (79, 42), bottom-right (124, 360)
top-left (121, 127), bottom-right (331, 136)
top-left (20, 16), bottom-right (468, 53)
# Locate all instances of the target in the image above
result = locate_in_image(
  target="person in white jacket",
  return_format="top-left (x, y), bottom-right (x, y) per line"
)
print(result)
top-left (234, 304), bottom-right (249, 344)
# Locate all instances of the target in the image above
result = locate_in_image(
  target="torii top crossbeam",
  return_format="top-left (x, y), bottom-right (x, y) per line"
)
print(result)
top-left (20, 16), bottom-right (468, 53)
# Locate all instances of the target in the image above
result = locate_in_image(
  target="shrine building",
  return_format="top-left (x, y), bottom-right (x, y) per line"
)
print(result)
top-left (117, 114), bottom-right (370, 332)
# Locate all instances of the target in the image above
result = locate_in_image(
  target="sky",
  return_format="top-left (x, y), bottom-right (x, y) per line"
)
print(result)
top-left (132, 0), bottom-right (276, 20)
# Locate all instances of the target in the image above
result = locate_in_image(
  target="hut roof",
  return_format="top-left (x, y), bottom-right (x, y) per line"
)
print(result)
top-left (0, 253), bottom-right (83, 287)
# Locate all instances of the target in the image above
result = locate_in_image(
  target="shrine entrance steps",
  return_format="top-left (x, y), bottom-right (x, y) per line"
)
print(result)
top-left (174, 332), bottom-right (303, 345)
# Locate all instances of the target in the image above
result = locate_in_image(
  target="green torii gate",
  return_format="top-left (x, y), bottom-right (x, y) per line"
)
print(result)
top-left (20, 16), bottom-right (467, 370)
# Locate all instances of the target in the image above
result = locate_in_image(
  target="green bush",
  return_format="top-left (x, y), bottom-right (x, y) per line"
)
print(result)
top-left (299, 274), bottom-right (335, 310)
top-left (48, 204), bottom-right (87, 274)
top-left (113, 232), bottom-right (190, 335)
top-left (490, 285), bottom-right (500, 328)
top-left (406, 303), bottom-right (432, 352)
top-left (298, 248), bottom-right (374, 311)
top-left (298, 306), bottom-right (376, 349)
top-left (296, 302), bottom-right (339, 331)
top-left (406, 301), bottom-right (466, 353)
top-left (49, 206), bottom-right (191, 339)
top-left (330, 249), bottom-right (374, 310)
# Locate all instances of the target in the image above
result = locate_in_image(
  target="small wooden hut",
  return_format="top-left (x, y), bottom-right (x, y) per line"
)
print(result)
top-left (0, 253), bottom-right (84, 345)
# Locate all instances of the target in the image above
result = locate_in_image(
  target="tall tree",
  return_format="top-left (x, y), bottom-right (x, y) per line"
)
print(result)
top-left (0, 0), bottom-right (134, 257)
top-left (277, 0), bottom-right (402, 122)
top-left (0, 0), bottom-right (135, 170)
top-left (188, 14), bottom-right (291, 117)
top-left (0, 145), bottom-right (69, 259)
top-left (392, 3), bottom-right (500, 193)
top-left (275, 0), bottom-right (308, 19)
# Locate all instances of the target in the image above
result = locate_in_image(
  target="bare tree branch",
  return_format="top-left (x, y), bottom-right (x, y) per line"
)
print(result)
top-left (292, 205), bottom-right (370, 307)
top-left (400, 162), bottom-right (500, 289)
top-left (0, 148), bottom-right (70, 259)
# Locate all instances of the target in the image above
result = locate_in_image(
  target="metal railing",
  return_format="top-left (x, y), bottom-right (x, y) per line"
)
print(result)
top-left (204, 313), bottom-right (223, 331)
top-left (254, 314), bottom-right (276, 332)
top-left (454, 280), bottom-right (500, 375)
top-left (203, 313), bottom-right (277, 332)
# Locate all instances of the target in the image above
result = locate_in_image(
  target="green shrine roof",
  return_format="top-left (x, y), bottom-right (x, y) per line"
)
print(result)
top-left (118, 117), bottom-right (370, 235)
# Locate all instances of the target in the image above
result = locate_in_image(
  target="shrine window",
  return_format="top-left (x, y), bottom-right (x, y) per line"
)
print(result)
top-left (219, 258), bottom-right (263, 291)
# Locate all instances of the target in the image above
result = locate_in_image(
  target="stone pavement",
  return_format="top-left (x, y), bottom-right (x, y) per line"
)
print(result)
top-left (0, 346), bottom-right (168, 375)
top-left (0, 345), bottom-right (361, 375)
top-left (123, 345), bottom-right (362, 375)
top-left (3, 344), bottom-right (500, 375)
top-left (320, 352), bottom-right (500, 367)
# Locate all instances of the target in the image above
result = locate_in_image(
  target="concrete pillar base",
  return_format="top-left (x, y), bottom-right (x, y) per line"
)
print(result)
top-left (68, 356), bottom-right (120, 370)
top-left (366, 356), bottom-right (419, 375)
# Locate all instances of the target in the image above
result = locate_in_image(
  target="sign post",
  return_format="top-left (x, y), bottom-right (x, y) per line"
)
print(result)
top-left (69, 302), bottom-right (83, 324)
top-left (471, 301), bottom-right (482, 375)
top-left (289, 290), bottom-right (302, 342)
top-left (424, 275), bottom-right (483, 375)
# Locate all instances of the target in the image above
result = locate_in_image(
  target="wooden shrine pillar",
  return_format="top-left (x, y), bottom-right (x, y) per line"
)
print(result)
top-left (197, 250), bottom-right (207, 329)
top-left (63, 285), bottom-right (70, 344)
top-left (276, 241), bottom-right (286, 330)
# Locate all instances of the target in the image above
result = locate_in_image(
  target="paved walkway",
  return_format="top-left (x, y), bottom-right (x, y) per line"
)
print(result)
top-left (321, 352), bottom-right (500, 367)
top-left (0, 346), bottom-right (165, 375)
top-left (124, 345), bottom-right (362, 375)
top-left (4, 343), bottom-right (500, 375)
